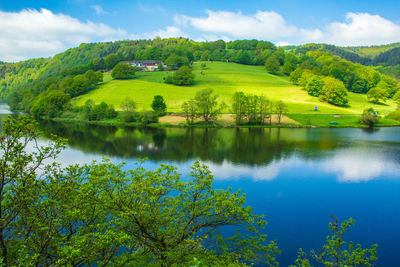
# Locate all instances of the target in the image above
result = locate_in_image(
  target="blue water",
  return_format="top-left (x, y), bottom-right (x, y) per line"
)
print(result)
top-left (2, 106), bottom-right (400, 266)
top-left (46, 124), bottom-right (400, 266)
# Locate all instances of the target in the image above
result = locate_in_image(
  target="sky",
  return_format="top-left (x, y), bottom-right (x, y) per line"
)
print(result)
top-left (1, 0), bottom-right (400, 62)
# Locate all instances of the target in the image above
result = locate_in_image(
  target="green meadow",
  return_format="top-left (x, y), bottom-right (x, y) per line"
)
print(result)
top-left (73, 61), bottom-right (398, 115)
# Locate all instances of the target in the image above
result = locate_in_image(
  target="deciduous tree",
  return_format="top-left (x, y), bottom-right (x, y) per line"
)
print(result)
top-left (151, 95), bottom-right (167, 116)
top-left (319, 77), bottom-right (348, 106)
top-left (367, 82), bottom-right (389, 104)
top-left (275, 101), bottom-right (288, 124)
top-left (194, 88), bottom-right (224, 123)
top-left (265, 55), bottom-right (280, 74)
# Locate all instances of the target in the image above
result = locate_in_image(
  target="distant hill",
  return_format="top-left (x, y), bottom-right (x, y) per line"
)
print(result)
top-left (1, 38), bottom-right (399, 114)
top-left (291, 44), bottom-right (372, 65)
top-left (290, 43), bottom-right (400, 79)
top-left (347, 43), bottom-right (400, 58)
top-left (373, 47), bottom-right (400, 66)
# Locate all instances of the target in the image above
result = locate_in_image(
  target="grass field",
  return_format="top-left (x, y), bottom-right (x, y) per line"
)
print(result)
top-left (73, 61), bottom-right (398, 115)
top-left (288, 114), bottom-right (400, 127)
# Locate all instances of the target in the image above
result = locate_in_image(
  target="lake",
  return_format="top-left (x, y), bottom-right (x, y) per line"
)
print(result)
top-left (2, 105), bottom-right (400, 266)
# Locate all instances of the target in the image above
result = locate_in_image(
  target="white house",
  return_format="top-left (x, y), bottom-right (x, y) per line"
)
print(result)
top-left (123, 60), bottom-right (165, 71)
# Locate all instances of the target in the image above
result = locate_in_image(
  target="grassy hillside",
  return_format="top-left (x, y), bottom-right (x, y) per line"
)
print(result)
top-left (73, 62), bottom-right (398, 115)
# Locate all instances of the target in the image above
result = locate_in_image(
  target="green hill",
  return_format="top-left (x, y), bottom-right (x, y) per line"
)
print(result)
top-left (347, 43), bottom-right (400, 58)
top-left (74, 62), bottom-right (398, 115)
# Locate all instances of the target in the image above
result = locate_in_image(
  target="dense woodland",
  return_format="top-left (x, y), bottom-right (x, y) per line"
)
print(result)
top-left (0, 38), bottom-right (400, 120)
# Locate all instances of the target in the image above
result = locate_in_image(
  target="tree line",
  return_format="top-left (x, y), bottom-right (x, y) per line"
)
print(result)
top-left (181, 88), bottom-right (289, 125)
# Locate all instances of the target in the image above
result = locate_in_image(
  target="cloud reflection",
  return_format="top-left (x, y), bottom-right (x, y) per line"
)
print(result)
top-left (322, 149), bottom-right (399, 182)
top-left (204, 160), bottom-right (283, 182)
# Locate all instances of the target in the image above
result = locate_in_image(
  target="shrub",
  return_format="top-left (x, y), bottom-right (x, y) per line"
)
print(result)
top-left (111, 63), bottom-right (136, 79)
top-left (82, 101), bottom-right (118, 121)
top-left (359, 108), bottom-right (380, 128)
top-left (139, 111), bottom-right (158, 125)
top-left (386, 109), bottom-right (400, 121)
top-left (165, 66), bottom-right (195, 86)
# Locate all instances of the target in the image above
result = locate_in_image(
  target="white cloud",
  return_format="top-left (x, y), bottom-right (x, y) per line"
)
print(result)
top-left (174, 10), bottom-right (400, 46)
top-left (3, 7), bottom-right (400, 62)
top-left (175, 10), bottom-right (322, 43)
top-left (0, 8), bottom-right (127, 62)
top-left (324, 12), bottom-right (400, 46)
top-left (144, 26), bottom-right (187, 39)
top-left (90, 5), bottom-right (108, 15)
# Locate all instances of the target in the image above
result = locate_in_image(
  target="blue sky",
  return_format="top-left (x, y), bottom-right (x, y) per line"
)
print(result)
top-left (1, 0), bottom-right (400, 61)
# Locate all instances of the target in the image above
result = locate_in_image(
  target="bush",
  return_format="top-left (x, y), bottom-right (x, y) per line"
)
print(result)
top-left (386, 109), bottom-right (400, 121)
top-left (120, 97), bottom-right (138, 122)
top-left (82, 100), bottom-right (118, 121)
top-left (359, 108), bottom-right (380, 128)
top-left (139, 111), bottom-right (159, 125)
top-left (165, 66), bottom-right (195, 86)
top-left (111, 63), bottom-right (136, 80)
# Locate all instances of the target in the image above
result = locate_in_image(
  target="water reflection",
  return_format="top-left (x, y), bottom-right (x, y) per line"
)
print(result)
top-left (39, 121), bottom-right (400, 182)
top-left (2, 111), bottom-right (400, 266)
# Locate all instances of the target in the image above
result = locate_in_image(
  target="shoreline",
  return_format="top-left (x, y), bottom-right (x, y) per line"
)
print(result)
top-left (49, 113), bottom-right (400, 129)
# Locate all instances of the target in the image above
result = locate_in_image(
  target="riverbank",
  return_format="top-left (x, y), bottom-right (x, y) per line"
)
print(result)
top-left (51, 113), bottom-right (400, 128)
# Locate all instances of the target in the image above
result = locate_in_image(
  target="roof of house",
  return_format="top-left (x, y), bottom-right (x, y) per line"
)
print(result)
top-left (124, 60), bottom-right (161, 65)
